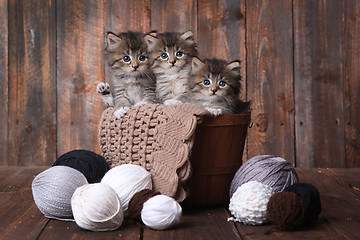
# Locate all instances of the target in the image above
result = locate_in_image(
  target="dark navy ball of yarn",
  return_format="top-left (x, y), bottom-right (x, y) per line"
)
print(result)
top-left (53, 149), bottom-right (109, 183)
top-left (284, 183), bottom-right (321, 225)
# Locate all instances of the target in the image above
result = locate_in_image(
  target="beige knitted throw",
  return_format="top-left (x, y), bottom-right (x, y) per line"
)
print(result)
top-left (98, 103), bottom-right (209, 202)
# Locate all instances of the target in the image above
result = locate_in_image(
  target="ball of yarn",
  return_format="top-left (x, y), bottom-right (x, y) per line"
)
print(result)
top-left (266, 192), bottom-right (308, 230)
top-left (284, 183), bottom-right (321, 225)
top-left (229, 155), bottom-right (299, 197)
top-left (101, 164), bottom-right (152, 214)
top-left (128, 189), bottom-right (160, 221)
top-left (53, 149), bottom-right (109, 183)
top-left (228, 181), bottom-right (275, 225)
top-left (141, 194), bottom-right (182, 230)
top-left (32, 166), bottom-right (88, 220)
top-left (71, 183), bottom-right (124, 231)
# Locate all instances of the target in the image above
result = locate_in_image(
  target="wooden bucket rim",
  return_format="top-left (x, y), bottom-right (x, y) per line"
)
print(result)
top-left (199, 111), bottom-right (251, 127)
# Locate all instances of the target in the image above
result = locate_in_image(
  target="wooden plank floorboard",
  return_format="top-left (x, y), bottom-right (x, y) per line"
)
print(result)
top-left (143, 207), bottom-right (241, 240)
top-left (38, 219), bottom-right (141, 240)
top-left (0, 167), bottom-right (49, 240)
top-left (0, 167), bottom-right (48, 191)
top-left (1, 167), bottom-right (360, 239)
top-left (297, 168), bottom-right (360, 240)
top-left (325, 168), bottom-right (360, 192)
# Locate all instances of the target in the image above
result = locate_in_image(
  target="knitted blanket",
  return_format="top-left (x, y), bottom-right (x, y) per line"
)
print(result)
top-left (98, 103), bottom-right (209, 202)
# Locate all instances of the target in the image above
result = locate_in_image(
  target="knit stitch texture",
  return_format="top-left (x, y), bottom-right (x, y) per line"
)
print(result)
top-left (98, 103), bottom-right (208, 202)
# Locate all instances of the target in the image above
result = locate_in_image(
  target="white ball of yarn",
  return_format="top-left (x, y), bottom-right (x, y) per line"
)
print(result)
top-left (228, 181), bottom-right (275, 225)
top-left (101, 164), bottom-right (152, 214)
top-left (71, 183), bottom-right (124, 231)
top-left (32, 166), bottom-right (88, 220)
top-left (141, 195), bottom-right (182, 230)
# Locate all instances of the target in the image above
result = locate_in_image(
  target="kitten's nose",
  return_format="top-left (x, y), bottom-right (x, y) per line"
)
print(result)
top-left (211, 88), bottom-right (218, 94)
top-left (132, 62), bottom-right (139, 70)
top-left (169, 58), bottom-right (176, 65)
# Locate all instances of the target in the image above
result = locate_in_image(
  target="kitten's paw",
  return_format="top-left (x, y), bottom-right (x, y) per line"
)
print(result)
top-left (164, 99), bottom-right (182, 106)
top-left (114, 107), bottom-right (130, 119)
top-left (134, 101), bottom-right (148, 107)
top-left (97, 82), bottom-right (111, 95)
top-left (205, 107), bottom-right (223, 116)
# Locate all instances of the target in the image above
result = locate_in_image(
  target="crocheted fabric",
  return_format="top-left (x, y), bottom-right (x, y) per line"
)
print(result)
top-left (98, 103), bottom-right (208, 202)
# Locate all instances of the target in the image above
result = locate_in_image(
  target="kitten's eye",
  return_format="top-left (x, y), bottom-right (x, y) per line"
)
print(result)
top-left (176, 51), bottom-right (183, 58)
top-left (160, 53), bottom-right (168, 59)
top-left (123, 56), bottom-right (131, 62)
top-left (218, 81), bottom-right (226, 87)
top-left (203, 79), bottom-right (211, 86)
top-left (139, 55), bottom-right (146, 61)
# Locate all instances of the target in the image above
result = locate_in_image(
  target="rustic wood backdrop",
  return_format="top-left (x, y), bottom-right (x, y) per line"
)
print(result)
top-left (0, 0), bottom-right (359, 167)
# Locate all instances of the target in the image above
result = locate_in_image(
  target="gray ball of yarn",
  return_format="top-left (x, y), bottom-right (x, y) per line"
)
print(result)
top-left (32, 166), bottom-right (88, 220)
top-left (229, 155), bottom-right (299, 198)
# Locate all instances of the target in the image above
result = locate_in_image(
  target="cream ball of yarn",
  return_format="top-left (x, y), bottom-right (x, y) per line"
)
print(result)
top-left (228, 181), bottom-right (275, 225)
top-left (71, 183), bottom-right (124, 231)
top-left (141, 194), bottom-right (182, 230)
top-left (101, 164), bottom-right (152, 214)
top-left (32, 166), bottom-right (88, 220)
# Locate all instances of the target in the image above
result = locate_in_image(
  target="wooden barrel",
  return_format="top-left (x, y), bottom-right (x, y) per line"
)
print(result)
top-left (185, 112), bottom-right (251, 206)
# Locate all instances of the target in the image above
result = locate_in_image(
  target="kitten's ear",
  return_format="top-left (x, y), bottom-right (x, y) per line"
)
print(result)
top-left (180, 30), bottom-right (195, 44)
top-left (226, 60), bottom-right (241, 73)
top-left (148, 31), bottom-right (157, 37)
top-left (106, 32), bottom-right (122, 52)
top-left (191, 57), bottom-right (205, 74)
top-left (144, 33), bottom-right (158, 51)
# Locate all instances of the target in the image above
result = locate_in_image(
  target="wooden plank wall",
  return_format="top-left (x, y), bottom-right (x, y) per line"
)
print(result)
top-left (0, 0), bottom-right (359, 168)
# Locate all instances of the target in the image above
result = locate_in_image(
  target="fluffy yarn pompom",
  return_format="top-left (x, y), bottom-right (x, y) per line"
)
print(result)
top-left (230, 155), bottom-right (299, 197)
top-left (141, 194), bottom-right (182, 230)
top-left (32, 166), bottom-right (88, 220)
top-left (284, 183), bottom-right (321, 225)
top-left (53, 149), bottom-right (109, 183)
top-left (267, 191), bottom-right (308, 230)
top-left (228, 181), bottom-right (275, 225)
top-left (71, 183), bottom-right (124, 231)
top-left (101, 164), bottom-right (152, 214)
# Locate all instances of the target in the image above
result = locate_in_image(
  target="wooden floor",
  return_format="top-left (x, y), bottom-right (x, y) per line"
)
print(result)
top-left (1, 167), bottom-right (359, 240)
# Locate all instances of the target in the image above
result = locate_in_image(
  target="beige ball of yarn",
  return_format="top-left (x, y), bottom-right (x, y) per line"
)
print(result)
top-left (101, 164), bottom-right (152, 214)
top-left (71, 183), bottom-right (124, 231)
top-left (141, 195), bottom-right (182, 230)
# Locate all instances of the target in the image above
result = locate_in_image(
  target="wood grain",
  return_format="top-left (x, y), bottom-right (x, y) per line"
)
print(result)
top-left (246, 0), bottom-right (295, 164)
top-left (8, 0), bottom-right (57, 166)
top-left (38, 219), bottom-right (141, 240)
top-left (343, 0), bottom-right (360, 167)
top-left (294, 0), bottom-right (346, 167)
top-left (0, 167), bottom-right (49, 240)
top-left (0, 0), bottom-right (8, 166)
top-left (198, 0), bottom-right (242, 60)
top-left (106, 0), bottom-right (151, 33)
top-left (298, 168), bottom-right (360, 240)
top-left (57, 0), bottom-right (105, 157)
top-left (143, 208), bottom-right (242, 240)
top-left (150, 0), bottom-right (197, 34)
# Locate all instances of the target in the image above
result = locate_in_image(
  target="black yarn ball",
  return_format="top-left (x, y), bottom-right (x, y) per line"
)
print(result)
top-left (284, 183), bottom-right (321, 225)
top-left (53, 149), bottom-right (109, 183)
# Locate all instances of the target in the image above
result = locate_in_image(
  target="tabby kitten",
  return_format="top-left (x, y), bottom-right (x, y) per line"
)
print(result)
top-left (189, 57), bottom-right (249, 116)
top-left (145, 31), bottom-right (197, 105)
top-left (104, 31), bottom-right (156, 118)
